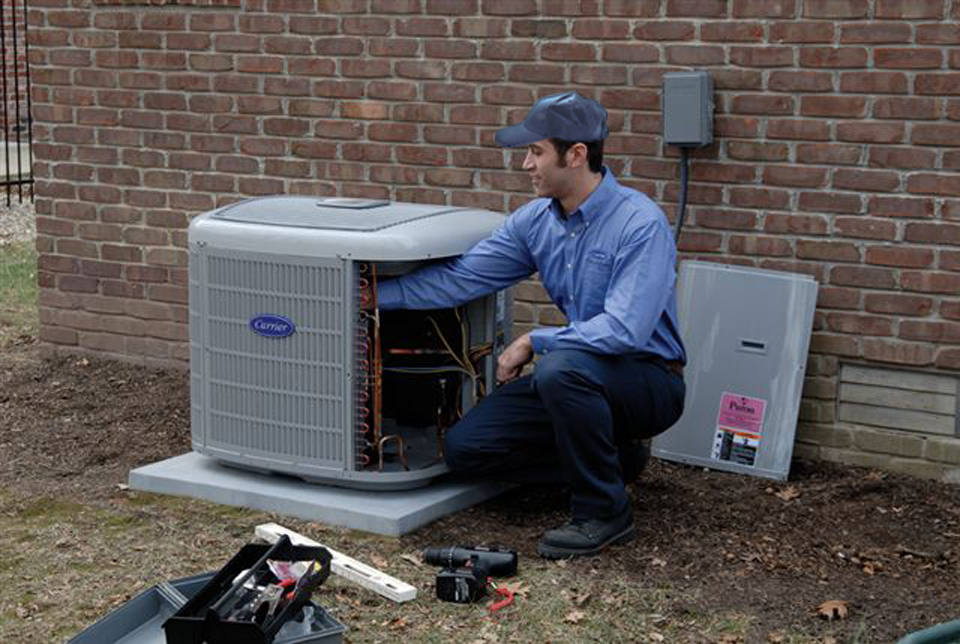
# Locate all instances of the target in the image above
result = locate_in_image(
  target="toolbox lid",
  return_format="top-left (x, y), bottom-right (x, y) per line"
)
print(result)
top-left (67, 573), bottom-right (346, 644)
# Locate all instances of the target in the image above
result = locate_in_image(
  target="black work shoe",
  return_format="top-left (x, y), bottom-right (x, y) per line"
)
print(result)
top-left (537, 507), bottom-right (635, 559)
top-left (619, 439), bottom-right (652, 484)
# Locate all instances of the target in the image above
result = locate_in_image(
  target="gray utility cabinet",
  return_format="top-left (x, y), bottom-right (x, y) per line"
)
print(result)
top-left (189, 197), bottom-right (511, 490)
top-left (653, 261), bottom-right (818, 481)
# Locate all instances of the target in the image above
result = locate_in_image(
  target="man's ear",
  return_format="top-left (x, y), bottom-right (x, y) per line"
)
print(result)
top-left (567, 142), bottom-right (588, 168)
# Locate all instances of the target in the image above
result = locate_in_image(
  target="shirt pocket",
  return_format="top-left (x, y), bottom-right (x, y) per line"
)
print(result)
top-left (581, 250), bottom-right (613, 315)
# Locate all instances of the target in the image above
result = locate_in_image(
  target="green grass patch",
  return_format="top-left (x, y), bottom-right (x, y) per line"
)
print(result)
top-left (0, 239), bottom-right (37, 343)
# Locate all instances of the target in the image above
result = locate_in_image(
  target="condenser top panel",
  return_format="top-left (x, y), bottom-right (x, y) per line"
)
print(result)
top-left (190, 196), bottom-right (508, 261)
top-left (212, 197), bottom-right (463, 232)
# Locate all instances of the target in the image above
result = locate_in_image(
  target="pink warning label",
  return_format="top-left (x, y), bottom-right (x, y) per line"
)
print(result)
top-left (717, 392), bottom-right (767, 435)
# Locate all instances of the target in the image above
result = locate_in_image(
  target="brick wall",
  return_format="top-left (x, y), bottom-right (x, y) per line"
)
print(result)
top-left (27, 0), bottom-right (960, 477)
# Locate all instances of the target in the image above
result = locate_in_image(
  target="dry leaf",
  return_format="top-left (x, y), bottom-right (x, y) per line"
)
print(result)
top-left (564, 609), bottom-right (586, 624)
top-left (572, 590), bottom-right (591, 606)
top-left (499, 581), bottom-right (529, 597)
top-left (822, 638), bottom-right (838, 644)
top-left (648, 633), bottom-right (665, 642)
top-left (369, 554), bottom-right (388, 569)
top-left (775, 486), bottom-right (801, 502)
top-left (817, 599), bottom-right (849, 620)
top-left (385, 616), bottom-right (408, 630)
top-left (767, 632), bottom-right (786, 643)
top-left (651, 557), bottom-right (667, 567)
top-left (399, 553), bottom-right (422, 567)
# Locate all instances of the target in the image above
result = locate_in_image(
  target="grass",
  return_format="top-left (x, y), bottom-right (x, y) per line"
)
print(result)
top-left (0, 488), bottom-right (838, 644)
top-left (0, 239), bottom-right (37, 344)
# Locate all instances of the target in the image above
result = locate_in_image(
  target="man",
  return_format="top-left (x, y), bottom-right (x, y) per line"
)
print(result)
top-left (376, 92), bottom-right (686, 558)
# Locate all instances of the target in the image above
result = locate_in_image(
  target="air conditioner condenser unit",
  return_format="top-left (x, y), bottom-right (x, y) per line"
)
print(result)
top-left (188, 197), bottom-right (511, 491)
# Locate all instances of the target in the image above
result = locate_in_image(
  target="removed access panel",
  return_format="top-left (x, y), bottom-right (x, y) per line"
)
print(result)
top-left (652, 261), bottom-right (818, 480)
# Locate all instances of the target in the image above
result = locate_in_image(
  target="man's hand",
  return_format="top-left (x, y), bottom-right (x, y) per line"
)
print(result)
top-left (497, 332), bottom-right (534, 384)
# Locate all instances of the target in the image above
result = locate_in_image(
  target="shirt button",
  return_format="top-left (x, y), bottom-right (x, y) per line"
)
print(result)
top-left (567, 263), bottom-right (572, 269)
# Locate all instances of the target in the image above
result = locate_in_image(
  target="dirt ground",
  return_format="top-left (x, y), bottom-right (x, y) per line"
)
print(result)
top-left (2, 340), bottom-right (959, 643)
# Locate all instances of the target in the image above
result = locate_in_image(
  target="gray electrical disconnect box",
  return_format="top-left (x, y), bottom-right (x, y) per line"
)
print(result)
top-left (188, 197), bottom-right (512, 491)
top-left (652, 261), bottom-right (818, 481)
top-left (662, 71), bottom-right (714, 147)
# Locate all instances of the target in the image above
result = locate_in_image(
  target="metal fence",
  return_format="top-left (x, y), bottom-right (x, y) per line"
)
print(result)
top-left (0, 0), bottom-right (31, 206)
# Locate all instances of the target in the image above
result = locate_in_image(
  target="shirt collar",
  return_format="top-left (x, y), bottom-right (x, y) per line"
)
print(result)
top-left (548, 166), bottom-right (618, 222)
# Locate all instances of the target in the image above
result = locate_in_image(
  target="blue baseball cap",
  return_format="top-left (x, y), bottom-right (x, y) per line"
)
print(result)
top-left (495, 91), bottom-right (609, 148)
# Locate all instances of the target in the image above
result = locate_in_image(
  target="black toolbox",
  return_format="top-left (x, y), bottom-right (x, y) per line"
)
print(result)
top-left (68, 537), bottom-right (346, 644)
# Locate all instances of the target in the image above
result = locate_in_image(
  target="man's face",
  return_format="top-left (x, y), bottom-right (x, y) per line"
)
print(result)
top-left (522, 139), bottom-right (573, 199)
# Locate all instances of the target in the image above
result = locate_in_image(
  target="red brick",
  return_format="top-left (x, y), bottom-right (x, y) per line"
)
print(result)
top-left (480, 40), bottom-right (535, 60)
top-left (728, 235), bottom-right (793, 257)
top-left (424, 125), bottom-right (475, 145)
top-left (764, 213), bottom-right (829, 235)
top-left (397, 145), bottom-right (449, 166)
top-left (633, 21), bottom-right (695, 40)
top-left (868, 196), bottom-right (935, 219)
top-left (865, 245), bottom-right (935, 268)
top-left (840, 22), bottom-right (912, 43)
top-left (912, 124), bottom-right (960, 147)
top-left (833, 169), bottom-right (900, 193)
top-left (289, 141), bottom-right (338, 160)
top-left (40, 326), bottom-right (78, 346)
top-left (837, 122), bottom-right (905, 144)
top-left (907, 174), bottom-right (960, 197)
top-left (862, 339), bottom-right (934, 366)
top-left (730, 94), bottom-right (792, 115)
top-left (397, 17), bottom-right (449, 36)
top-left (817, 286), bottom-right (861, 310)
top-left (803, 0), bottom-right (868, 18)
top-left (840, 71), bottom-right (909, 94)
top-left (936, 348), bottom-right (960, 369)
top-left (796, 143), bottom-right (862, 165)
top-left (676, 231), bottom-right (723, 252)
top-left (689, 162), bottom-right (757, 184)
top-left (865, 293), bottom-right (933, 316)
top-left (694, 209), bottom-right (758, 231)
top-left (802, 96), bottom-right (867, 117)
top-left (868, 146), bottom-right (936, 171)
top-left (917, 23), bottom-right (960, 44)
top-left (768, 70), bottom-right (833, 92)
top-left (797, 240), bottom-right (860, 262)
top-left (873, 97), bottom-right (940, 120)
top-left (452, 62), bottom-right (505, 82)
top-left (729, 46), bottom-right (794, 67)
top-left (941, 300), bottom-right (960, 320)
top-left (875, 48), bottom-right (943, 70)
top-left (810, 333), bottom-right (861, 358)
top-left (603, 0), bottom-right (657, 15)
top-left (764, 165), bottom-right (828, 188)
top-left (765, 119), bottom-right (830, 141)
top-left (542, 42), bottom-right (597, 62)
top-left (666, 0), bottom-right (727, 17)
top-left (915, 73), bottom-right (960, 96)
top-left (511, 19), bottom-right (567, 38)
top-left (726, 141), bottom-right (789, 162)
top-left (769, 21), bottom-right (832, 43)
top-left (834, 216), bottom-right (896, 239)
top-left (905, 223), bottom-right (960, 246)
top-left (701, 21), bottom-right (765, 42)
top-left (830, 265), bottom-right (896, 288)
top-left (509, 64), bottom-right (565, 84)
top-left (542, 0), bottom-right (600, 16)
top-left (424, 39), bottom-right (477, 59)
top-left (875, 0), bottom-right (943, 19)
top-left (453, 17), bottom-right (506, 38)
top-left (59, 275), bottom-right (99, 293)
top-left (589, 43), bottom-right (660, 63)
top-left (826, 312), bottom-right (894, 336)
top-left (902, 271), bottom-right (960, 294)
top-left (802, 46), bottom-right (869, 68)
top-left (572, 19), bottom-right (630, 39)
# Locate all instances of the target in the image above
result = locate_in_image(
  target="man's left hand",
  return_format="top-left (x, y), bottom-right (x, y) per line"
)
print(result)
top-left (497, 333), bottom-right (534, 384)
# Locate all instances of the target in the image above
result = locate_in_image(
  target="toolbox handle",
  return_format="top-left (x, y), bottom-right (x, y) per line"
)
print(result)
top-left (209, 535), bottom-right (291, 616)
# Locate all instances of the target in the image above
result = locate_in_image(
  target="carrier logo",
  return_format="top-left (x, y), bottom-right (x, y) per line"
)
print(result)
top-left (249, 314), bottom-right (296, 338)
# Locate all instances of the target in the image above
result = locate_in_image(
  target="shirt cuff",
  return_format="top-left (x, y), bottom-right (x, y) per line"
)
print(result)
top-left (376, 279), bottom-right (403, 310)
top-left (529, 328), bottom-right (559, 354)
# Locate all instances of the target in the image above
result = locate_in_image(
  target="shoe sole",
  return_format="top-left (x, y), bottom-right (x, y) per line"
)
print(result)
top-left (536, 524), bottom-right (636, 560)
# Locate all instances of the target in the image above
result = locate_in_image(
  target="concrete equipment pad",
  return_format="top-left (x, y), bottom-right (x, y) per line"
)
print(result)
top-left (129, 452), bottom-right (509, 536)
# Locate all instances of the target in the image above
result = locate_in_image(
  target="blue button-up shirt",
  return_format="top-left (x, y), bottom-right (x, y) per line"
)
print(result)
top-left (377, 169), bottom-right (686, 363)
